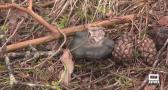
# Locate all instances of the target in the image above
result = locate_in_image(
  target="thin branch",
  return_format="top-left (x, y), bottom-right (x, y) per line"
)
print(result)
top-left (6, 14), bottom-right (134, 52)
top-left (0, 3), bottom-right (134, 52)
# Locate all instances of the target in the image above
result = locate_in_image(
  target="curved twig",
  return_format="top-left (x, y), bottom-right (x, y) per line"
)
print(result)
top-left (5, 14), bottom-right (134, 52)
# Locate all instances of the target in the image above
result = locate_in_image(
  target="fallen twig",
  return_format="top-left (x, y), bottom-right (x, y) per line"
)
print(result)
top-left (6, 14), bottom-right (134, 52)
top-left (0, 1), bottom-right (134, 52)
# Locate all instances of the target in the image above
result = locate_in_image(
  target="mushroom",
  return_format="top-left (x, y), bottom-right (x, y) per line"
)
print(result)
top-left (69, 27), bottom-right (114, 59)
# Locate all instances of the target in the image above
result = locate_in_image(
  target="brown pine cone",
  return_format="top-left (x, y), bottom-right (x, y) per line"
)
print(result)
top-left (137, 36), bottom-right (157, 65)
top-left (112, 33), bottom-right (135, 60)
top-left (112, 32), bottom-right (157, 65)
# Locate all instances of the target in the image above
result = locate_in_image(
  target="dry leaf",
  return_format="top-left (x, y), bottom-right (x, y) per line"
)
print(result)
top-left (59, 49), bottom-right (74, 86)
top-left (158, 16), bottom-right (168, 26)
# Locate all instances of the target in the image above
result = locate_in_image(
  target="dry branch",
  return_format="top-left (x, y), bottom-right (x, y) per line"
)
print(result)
top-left (6, 14), bottom-right (134, 52)
top-left (0, 3), bottom-right (58, 33)
top-left (0, 1), bottom-right (134, 52)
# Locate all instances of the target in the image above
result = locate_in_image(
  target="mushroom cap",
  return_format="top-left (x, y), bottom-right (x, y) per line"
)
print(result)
top-left (69, 31), bottom-right (114, 59)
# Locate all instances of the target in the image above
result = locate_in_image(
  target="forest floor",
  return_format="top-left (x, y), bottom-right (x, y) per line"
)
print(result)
top-left (0, 0), bottom-right (168, 90)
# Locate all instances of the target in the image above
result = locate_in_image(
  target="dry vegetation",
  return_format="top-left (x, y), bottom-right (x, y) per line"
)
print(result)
top-left (0, 0), bottom-right (168, 90)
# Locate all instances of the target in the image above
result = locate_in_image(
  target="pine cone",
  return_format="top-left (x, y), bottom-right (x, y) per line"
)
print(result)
top-left (112, 33), bottom-right (134, 60)
top-left (112, 32), bottom-right (157, 65)
top-left (137, 36), bottom-right (157, 65)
